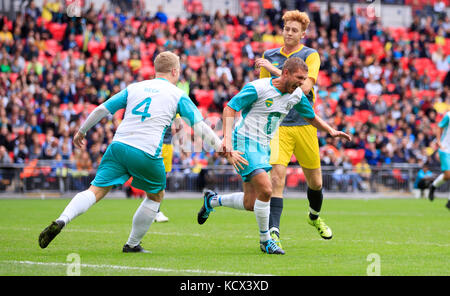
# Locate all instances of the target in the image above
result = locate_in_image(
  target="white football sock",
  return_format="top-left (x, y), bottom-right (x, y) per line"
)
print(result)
top-left (254, 199), bottom-right (271, 242)
top-left (211, 192), bottom-right (245, 210)
top-left (126, 198), bottom-right (160, 247)
top-left (432, 174), bottom-right (446, 188)
top-left (57, 190), bottom-right (96, 225)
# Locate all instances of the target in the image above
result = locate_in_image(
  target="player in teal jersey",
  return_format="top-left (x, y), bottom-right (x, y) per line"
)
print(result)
top-left (39, 52), bottom-right (247, 252)
top-left (197, 58), bottom-right (350, 254)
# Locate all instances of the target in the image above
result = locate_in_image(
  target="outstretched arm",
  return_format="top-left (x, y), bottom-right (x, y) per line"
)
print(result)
top-left (74, 105), bottom-right (111, 148)
top-left (177, 94), bottom-right (248, 170)
top-left (303, 115), bottom-right (352, 141)
top-left (74, 88), bottom-right (127, 148)
top-left (293, 92), bottom-right (351, 141)
top-left (436, 127), bottom-right (443, 150)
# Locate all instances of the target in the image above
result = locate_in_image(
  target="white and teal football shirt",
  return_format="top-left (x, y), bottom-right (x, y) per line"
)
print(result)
top-left (438, 111), bottom-right (450, 153)
top-left (226, 78), bottom-right (315, 181)
top-left (227, 78), bottom-right (316, 147)
top-left (438, 111), bottom-right (450, 171)
top-left (103, 78), bottom-right (203, 158)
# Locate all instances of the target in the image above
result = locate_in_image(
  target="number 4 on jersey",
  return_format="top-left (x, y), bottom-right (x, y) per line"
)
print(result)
top-left (132, 97), bottom-right (152, 122)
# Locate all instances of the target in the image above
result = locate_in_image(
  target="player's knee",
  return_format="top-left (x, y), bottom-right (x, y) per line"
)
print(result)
top-left (259, 186), bottom-right (272, 201)
top-left (444, 171), bottom-right (450, 180)
top-left (271, 173), bottom-right (285, 189)
top-left (244, 202), bottom-right (253, 211)
top-left (308, 181), bottom-right (322, 191)
top-left (147, 190), bottom-right (164, 203)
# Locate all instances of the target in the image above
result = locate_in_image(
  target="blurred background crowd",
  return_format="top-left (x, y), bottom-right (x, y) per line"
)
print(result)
top-left (0, 0), bottom-right (449, 193)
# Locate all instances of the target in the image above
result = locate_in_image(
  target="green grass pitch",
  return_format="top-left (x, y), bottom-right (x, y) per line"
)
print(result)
top-left (0, 197), bottom-right (448, 276)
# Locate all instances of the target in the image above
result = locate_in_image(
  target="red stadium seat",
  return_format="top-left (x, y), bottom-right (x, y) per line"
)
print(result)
top-left (9, 73), bottom-right (19, 84)
top-left (247, 1), bottom-right (261, 16)
top-left (45, 39), bottom-right (62, 56)
top-left (381, 94), bottom-right (394, 107)
top-left (87, 40), bottom-right (106, 57)
top-left (38, 134), bottom-right (46, 146)
top-left (188, 56), bottom-right (205, 71)
top-left (48, 22), bottom-right (67, 42)
top-left (131, 20), bottom-right (141, 29)
top-left (367, 94), bottom-right (378, 104)
top-left (195, 89), bottom-right (214, 109)
top-left (327, 99), bottom-right (338, 113)
top-left (355, 110), bottom-right (373, 123)
top-left (344, 149), bottom-right (366, 165)
top-left (439, 70), bottom-right (448, 83)
top-left (73, 104), bottom-right (84, 114)
top-left (317, 71), bottom-right (330, 88)
top-left (114, 109), bottom-right (125, 121)
top-left (140, 65), bottom-right (155, 79)
top-left (414, 58), bottom-right (434, 76)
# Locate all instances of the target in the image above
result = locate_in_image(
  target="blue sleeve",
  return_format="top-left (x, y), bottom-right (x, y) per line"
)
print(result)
top-left (177, 94), bottom-right (203, 126)
top-left (227, 83), bottom-right (258, 111)
top-left (417, 170), bottom-right (425, 180)
top-left (438, 114), bottom-right (449, 128)
top-left (103, 88), bottom-right (128, 114)
top-left (293, 94), bottom-right (316, 119)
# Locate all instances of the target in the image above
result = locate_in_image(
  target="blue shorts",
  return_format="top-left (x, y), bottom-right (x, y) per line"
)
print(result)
top-left (233, 132), bottom-right (272, 182)
top-left (91, 141), bottom-right (166, 193)
top-left (439, 150), bottom-right (450, 171)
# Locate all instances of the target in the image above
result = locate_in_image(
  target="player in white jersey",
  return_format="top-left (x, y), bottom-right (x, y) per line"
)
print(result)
top-left (428, 108), bottom-right (450, 209)
top-left (197, 57), bottom-right (351, 254)
top-left (38, 51), bottom-right (248, 252)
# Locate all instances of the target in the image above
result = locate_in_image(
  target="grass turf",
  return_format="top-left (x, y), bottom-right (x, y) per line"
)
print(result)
top-left (0, 197), bottom-right (448, 276)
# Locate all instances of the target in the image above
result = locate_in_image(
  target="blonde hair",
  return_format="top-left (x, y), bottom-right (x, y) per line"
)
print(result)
top-left (283, 57), bottom-right (308, 74)
top-left (282, 10), bottom-right (310, 32)
top-left (154, 51), bottom-right (180, 73)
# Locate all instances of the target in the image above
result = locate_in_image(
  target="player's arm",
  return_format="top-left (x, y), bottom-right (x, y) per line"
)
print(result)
top-left (304, 115), bottom-right (351, 141)
top-left (436, 113), bottom-right (449, 150)
top-left (177, 94), bottom-right (248, 170)
top-left (293, 94), bottom-right (351, 141)
top-left (256, 52), bottom-right (281, 78)
top-left (224, 83), bottom-right (259, 150)
top-left (436, 127), bottom-right (443, 149)
top-left (74, 88), bottom-right (127, 148)
top-left (303, 52), bottom-right (320, 96)
top-left (222, 105), bottom-right (237, 151)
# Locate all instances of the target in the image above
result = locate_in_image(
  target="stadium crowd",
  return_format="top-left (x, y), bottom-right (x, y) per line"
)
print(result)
top-left (0, 0), bottom-right (449, 191)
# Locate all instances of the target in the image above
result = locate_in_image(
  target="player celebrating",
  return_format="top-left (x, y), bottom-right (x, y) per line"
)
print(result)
top-left (38, 51), bottom-right (248, 252)
top-left (197, 57), bottom-right (351, 254)
top-left (428, 108), bottom-right (450, 210)
top-left (255, 10), bottom-right (329, 246)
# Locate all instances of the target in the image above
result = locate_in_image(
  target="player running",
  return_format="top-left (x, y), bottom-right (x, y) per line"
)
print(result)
top-left (197, 57), bottom-right (351, 254)
top-left (38, 51), bottom-right (247, 252)
top-left (255, 10), bottom-right (330, 246)
top-left (428, 108), bottom-right (450, 210)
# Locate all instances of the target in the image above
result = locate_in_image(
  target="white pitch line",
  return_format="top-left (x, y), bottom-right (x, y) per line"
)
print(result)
top-left (1, 260), bottom-right (274, 276)
top-left (2, 227), bottom-right (448, 247)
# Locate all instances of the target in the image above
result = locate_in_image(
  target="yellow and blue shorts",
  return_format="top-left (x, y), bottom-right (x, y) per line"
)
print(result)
top-left (269, 125), bottom-right (321, 169)
top-left (162, 144), bottom-right (173, 173)
top-left (92, 141), bottom-right (166, 193)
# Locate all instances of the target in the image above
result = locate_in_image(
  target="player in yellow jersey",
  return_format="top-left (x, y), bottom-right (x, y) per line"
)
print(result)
top-left (256, 10), bottom-right (332, 245)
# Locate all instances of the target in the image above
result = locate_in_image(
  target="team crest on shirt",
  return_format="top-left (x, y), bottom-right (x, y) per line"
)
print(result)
top-left (265, 98), bottom-right (273, 108)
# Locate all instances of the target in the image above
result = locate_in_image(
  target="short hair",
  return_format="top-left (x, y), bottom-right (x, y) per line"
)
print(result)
top-left (282, 10), bottom-right (311, 32)
top-left (154, 51), bottom-right (180, 73)
top-left (282, 57), bottom-right (308, 74)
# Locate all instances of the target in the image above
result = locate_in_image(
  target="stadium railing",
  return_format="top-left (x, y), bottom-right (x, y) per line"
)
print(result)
top-left (0, 161), bottom-right (446, 195)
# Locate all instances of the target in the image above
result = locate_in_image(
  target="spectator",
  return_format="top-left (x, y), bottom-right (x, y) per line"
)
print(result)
top-left (413, 163), bottom-right (434, 198)
top-left (155, 5), bottom-right (168, 24)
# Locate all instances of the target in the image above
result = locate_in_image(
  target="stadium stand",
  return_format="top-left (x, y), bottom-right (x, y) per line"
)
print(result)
top-left (0, 0), bottom-right (449, 193)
